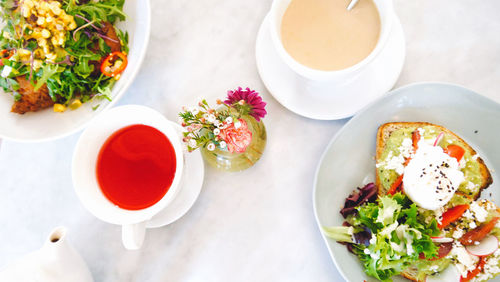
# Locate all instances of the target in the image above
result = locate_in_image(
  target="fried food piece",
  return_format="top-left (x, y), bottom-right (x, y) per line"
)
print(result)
top-left (100, 21), bottom-right (121, 53)
top-left (11, 76), bottom-right (54, 114)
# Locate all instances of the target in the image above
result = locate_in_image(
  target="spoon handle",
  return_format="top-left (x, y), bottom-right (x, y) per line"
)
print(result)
top-left (347, 0), bottom-right (359, 11)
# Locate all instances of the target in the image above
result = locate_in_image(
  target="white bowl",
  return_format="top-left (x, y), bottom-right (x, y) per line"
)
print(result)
top-left (0, 0), bottom-right (151, 142)
top-left (313, 82), bottom-right (500, 282)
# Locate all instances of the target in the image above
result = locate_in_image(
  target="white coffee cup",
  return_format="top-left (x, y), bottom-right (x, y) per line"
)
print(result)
top-left (72, 105), bottom-right (184, 250)
top-left (268, 0), bottom-right (395, 83)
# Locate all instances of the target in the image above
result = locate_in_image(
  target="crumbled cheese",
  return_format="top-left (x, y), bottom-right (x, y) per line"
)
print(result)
top-left (453, 228), bottom-right (464, 239)
top-left (486, 201), bottom-right (496, 211)
top-left (466, 181), bottom-right (478, 192)
top-left (377, 151), bottom-right (406, 175)
top-left (399, 138), bottom-right (414, 159)
top-left (469, 221), bottom-right (477, 229)
top-left (470, 201), bottom-right (489, 222)
top-left (429, 264), bottom-right (439, 273)
top-left (450, 242), bottom-right (479, 278)
top-left (434, 207), bottom-right (445, 225)
top-left (364, 248), bottom-right (371, 255)
top-left (472, 251), bottom-right (500, 282)
top-left (463, 209), bottom-right (475, 220)
top-left (1, 65), bottom-right (12, 78)
top-left (471, 154), bottom-right (479, 161)
top-left (459, 158), bottom-right (466, 169)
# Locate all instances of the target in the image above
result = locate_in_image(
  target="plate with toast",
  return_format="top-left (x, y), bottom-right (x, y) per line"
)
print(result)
top-left (314, 82), bottom-right (500, 281)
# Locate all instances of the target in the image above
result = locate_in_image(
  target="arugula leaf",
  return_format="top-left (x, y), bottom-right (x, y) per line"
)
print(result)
top-left (35, 64), bottom-right (63, 91)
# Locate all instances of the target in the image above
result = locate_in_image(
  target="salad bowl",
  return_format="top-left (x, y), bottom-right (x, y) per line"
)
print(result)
top-left (0, 0), bottom-right (151, 142)
top-left (313, 82), bottom-right (500, 281)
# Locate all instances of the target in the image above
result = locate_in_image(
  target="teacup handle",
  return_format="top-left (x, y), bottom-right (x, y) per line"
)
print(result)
top-left (121, 222), bottom-right (146, 250)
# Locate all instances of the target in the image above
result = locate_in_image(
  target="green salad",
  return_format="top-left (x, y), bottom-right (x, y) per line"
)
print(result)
top-left (325, 189), bottom-right (440, 281)
top-left (0, 0), bottom-right (128, 114)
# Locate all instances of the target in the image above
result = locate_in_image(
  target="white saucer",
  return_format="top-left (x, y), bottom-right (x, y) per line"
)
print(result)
top-left (256, 13), bottom-right (406, 120)
top-left (146, 122), bottom-right (204, 228)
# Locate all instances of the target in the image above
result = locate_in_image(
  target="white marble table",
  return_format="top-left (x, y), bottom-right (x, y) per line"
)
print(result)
top-left (0, 0), bottom-right (499, 281)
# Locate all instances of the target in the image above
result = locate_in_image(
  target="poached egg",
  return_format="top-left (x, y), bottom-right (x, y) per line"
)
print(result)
top-left (403, 140), bottom-right (465, 210)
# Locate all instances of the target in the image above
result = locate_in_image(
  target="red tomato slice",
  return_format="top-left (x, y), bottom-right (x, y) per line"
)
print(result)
top-left (412, 130), bottom-right (421, 152)
top-left (444, 144), bottom-right (465, 162)
top-left (460, 217), bottom-right (500, 246)
top-left (438, 204), bottom-right (470, 229)
top-left (387, 174), bottom-right (403, 195)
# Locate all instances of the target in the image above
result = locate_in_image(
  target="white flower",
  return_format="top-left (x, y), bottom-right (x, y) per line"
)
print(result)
top-left (189, 139), bottom-right (197, 148)
top-left (225, 116), bottom-right (233, 124)
top-left (219, 141), bottom-right (227, 149)
top-left (213, 128), bottom-right (221, 135)
top-left (214, 120), bottom-right (221, 127)
top-left (234, 120), bottom-right (241, 129)
top-left (207, 114), bottom-right (216, 123)
top-left (189, 107), bottom-right (199, 115)
top-left (207, 143), bottom-right (215, 151)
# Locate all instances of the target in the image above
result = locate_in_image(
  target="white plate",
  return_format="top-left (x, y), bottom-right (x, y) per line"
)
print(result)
top-left (313, 82), bottom-right (500, 281)
top-left (256, 13), bottom-right (405, 120)
top-left (0, 0), bottom-right (151, 142)
top-left (146, 122), bottom-right (205, 228)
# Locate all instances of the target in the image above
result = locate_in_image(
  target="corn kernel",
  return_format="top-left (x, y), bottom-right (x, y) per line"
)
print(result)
top-left (24, 0), bottom-right (34, 8)
top-left (51, 5), bottom-right (61, 16)
top-left (69, 100), bottom-right (82, 110)
top-left (36, 17), bottom-right (45, 26)
top-left (114, 74), bottom-right (121, 81)
top-left (41, 29), bottom-right (51, 38)
top-left (46, 16), bottom-right (53, 23)
top-left (53, 104), bottom-right (66, 112)
top-left (33, 59), bottom-right (43, 70)
top-left (45, 53), bottom-right (56, 62)
top-left (18, 49), bottom-right (31, 56)
top-left (22, 8), bottom-right (30, 18)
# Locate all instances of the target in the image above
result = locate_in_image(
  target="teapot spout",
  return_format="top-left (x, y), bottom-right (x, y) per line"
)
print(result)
top-left (47, 226), bottom-right (67, 244)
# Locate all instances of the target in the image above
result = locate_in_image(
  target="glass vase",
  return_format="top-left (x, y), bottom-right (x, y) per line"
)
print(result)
top-left (201, 115), bottom-right (267, 172)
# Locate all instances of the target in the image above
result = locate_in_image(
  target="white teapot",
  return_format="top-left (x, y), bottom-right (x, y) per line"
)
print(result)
top-left (0, 227), bottom-right (93, 282)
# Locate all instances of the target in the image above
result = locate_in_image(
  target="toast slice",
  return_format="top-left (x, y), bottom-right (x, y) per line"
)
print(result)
top-left (375, 122), bottom-right (492, 199)
top-left (376, 122), bottom-right (494, 282)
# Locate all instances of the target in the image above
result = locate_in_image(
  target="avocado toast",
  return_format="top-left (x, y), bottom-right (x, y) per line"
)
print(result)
top-left (324, 122), bottom-right (499, 282)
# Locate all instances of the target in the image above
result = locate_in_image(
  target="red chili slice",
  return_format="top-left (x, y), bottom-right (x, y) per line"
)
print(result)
top-left (100, 51), bottom-right (128, 77)
top-left (0, 49), bottom-right (13, 66)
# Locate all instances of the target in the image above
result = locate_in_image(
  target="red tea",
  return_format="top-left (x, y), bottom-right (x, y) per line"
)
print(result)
top-left (96, 124), bottom-right (177, 210)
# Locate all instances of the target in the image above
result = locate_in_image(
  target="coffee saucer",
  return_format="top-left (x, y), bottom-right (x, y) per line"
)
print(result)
top-left (256, 13), bottom-right (406, 120)
top-left (146, 122), bottom-right (204, 228)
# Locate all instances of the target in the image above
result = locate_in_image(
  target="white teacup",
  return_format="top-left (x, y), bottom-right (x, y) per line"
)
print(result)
top-left (268, 0), bottom-right (395, 83)
top-left (72, 105), bottom-right (184, 250)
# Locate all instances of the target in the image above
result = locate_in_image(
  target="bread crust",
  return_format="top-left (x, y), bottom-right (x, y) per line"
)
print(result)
top-left (375, 122), bottom-right (493, 198)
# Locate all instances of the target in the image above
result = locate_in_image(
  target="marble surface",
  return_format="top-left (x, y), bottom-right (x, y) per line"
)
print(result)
top-left (0, 0), bottom-right (499, 281)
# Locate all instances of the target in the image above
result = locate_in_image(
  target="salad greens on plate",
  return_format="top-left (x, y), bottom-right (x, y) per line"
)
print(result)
top-left (0, 0), bottom-right (129, 114)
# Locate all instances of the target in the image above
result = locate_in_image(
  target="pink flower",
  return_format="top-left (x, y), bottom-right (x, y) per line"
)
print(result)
top-left (225, 87), bottom-right (267, 121)
top-left (218, 118), bottom-right (252, 153)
